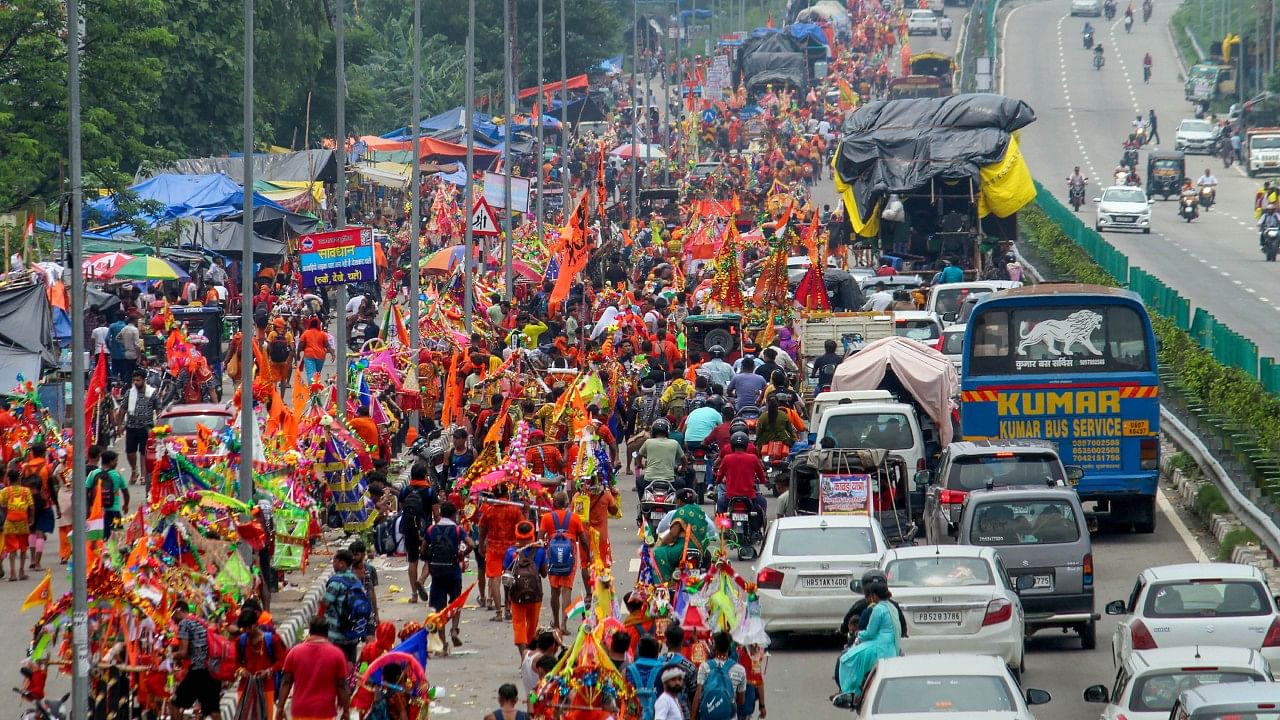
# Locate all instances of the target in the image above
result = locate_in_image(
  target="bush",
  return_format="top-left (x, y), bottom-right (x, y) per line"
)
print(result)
top-left (1194, 483), bottom-right (1229, 520)
top-left (1166, 451), bottom-right (1200, 478)
top-left (1217, 526), bottom-right (1260, 562)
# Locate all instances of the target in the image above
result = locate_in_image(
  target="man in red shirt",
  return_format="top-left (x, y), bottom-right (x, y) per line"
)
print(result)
top-left (715, 432), bottom-right (767, 524)
top-left (275, 618), bottom-right (351, 720)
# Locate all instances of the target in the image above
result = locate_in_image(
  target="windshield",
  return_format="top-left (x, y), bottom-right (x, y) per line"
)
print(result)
top-left (948, 454), bottom-right (1065, 490)
top-left (970, 499), bottom-right (1081, 545)
top-left (773, 526), bottom-right (876, 556)
top-left (1131, 671), bottom-right (1262, 713)
top-left (886, 557), bottom-right (994, 587)
top-left (1180, 121), bottom-right (1213, 133)
top-left (1144, 580), bottom-right (1273, 618)
top-left (164, 414), bottom-right (230, 436)
top-left (896, 320), bottom-right (940, 342)
top-left (873, 676), bottom-right (1016, 714)
top-left (941, 331), bottom-right (966, 355)
top-left (1253, 136), bottom-right (1280, 149)
top-left (966, 303), bottom-right (1153, 375)
top-left (934, 287), bottom-right (990, 315)
top-left (1103, 188), bottom-right (1148, 203)
top-left (822, 412), bottom-right (914, 450)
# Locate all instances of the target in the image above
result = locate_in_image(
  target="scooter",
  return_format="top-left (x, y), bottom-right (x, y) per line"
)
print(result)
top-left (638, 479), bottom-right (678, 531)
top-left (760, 441), bottom-right (791, 492)
top-left (726, 495), bottom-right (764, 560)
top-left (941, 24), bottom-right (952, 40)
top-left (1198, 185), bottom-right (1216, 211)
top-left (1179, 195), bottom-right (1199, 222)
top-left (1094, 52), bottom-right (1106, 70)
top-left (1263, 226), bottom-right (1280, 261)
top-left (1104, 0), bottom-right (1116, 18)
top-left (1069, 181), bottom-right (1088, 211)
top-left (1083, 30), bottom-right (1094, 49)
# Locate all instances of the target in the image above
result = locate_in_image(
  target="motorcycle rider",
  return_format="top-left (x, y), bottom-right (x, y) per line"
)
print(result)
top-left (939, 14), bottom-right (953, 37)
top-left (1068, 167), bottom-right (1088, 205)
top-left (696, 344), bottom-right (734, 392)
top-left (1260, 203), bottom-right (1280, 246)
top-left (1114, 165), bottom-right (1129, 186)
top-left (714, 431), bottom-right (767, 530)
top-left (1082, 20), bottom-right (1094, 37)
top-left (1196, 168), bottom-right (1218, 208)
top-left (1126, 165), bottom-right (1142, 186)
top-left (1093, 43), bottom-right (1105, 67)
top-left (1179, 179), bottom-right (1200, 219)
top-left (1132, 114), bottom-right (1148, 144)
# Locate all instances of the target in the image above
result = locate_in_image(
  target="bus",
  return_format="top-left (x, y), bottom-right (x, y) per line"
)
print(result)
top-left (959, 284), bottom-right (1161, 532)
top-left (887, 75), bottom-right (945, 100)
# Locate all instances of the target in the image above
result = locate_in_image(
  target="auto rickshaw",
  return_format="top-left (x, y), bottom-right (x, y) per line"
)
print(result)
top-left (683, 313), bottom-right (744, 361)
top-left (1147, 149), bottom-right (1186, 200)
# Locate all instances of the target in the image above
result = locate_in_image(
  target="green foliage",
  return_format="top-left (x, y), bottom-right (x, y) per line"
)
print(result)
top-left (1194, 483), bottom-right (1229, 520)
top-left (1166, 451), bottom-right (1201, 478)
top-left (1217, 526), bottom-right (1259, 561)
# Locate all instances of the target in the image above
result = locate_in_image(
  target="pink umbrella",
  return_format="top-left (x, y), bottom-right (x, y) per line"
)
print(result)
top-left (83, 252), bottom-right (135, 279)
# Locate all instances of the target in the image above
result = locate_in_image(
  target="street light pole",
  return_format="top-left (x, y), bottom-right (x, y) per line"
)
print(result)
top-left (560, 0), bottom-right (569, 191)
top-left (239, 0), bottom-right (255, 511)
top-left (409, 0), bottom-right (422, 433)
top-left (463, 0), bottom-right (476, 332)
top-left (334, 0), bottom-right (348, 416)
top-left (503, 0), bottom-right (514, 298)
top-left (66, 0), bottom-right (88, 718)
top-left (630, 0), bottom-right (639, 221)
top-left (536, 0), bottom-right (545, 252)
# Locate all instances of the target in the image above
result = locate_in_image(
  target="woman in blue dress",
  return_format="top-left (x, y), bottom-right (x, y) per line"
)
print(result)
top-left (836, 575), bottom-right (902, 695)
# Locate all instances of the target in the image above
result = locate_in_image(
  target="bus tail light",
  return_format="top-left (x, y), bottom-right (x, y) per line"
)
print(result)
top-left (1140, 438), bottom-right (1159, 471)
top-left (1131, 619), bottom-right (1158, 650)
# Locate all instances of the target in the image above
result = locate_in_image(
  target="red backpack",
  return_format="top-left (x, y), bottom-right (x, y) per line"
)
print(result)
top-left (201, 621), bottom-right (239, 682)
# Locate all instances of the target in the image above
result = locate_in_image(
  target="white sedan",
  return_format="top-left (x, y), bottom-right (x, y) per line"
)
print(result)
top-left (907, 9), bottom-right (940, 34)
top-left (883, 545), bottom-right (1026, 678)
top-left (1094, 185), bottom-right (1153, 233)
top-left (1107, 563), bottom-right (1280, 672)
top-left (1083, 646), bottom-right (1273, 720)
top-left (846, 654), bottom-right (1051, 719)
top-left (756, 515), bottom-right (886, 634)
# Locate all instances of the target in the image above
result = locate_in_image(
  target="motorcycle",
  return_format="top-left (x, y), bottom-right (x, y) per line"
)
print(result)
top-left (1179, 195), bottom-right (1199, 222)
top-left (1198, 185), bottom-right (1216, 211)
top-left (639, 479), bottom-right (678, 532)
top-left (1121, 147), bottom-right (1139, 170)
top-left (1262, 225), bottom-right (1280, 262)
top-left (1134, 126), bottom-right (1149, 146)
top-left (941, 24), bottom-right (952, 40)
top-left (760, 441), bottom-right (791, 493)
top-left (1143, 64), bottom-right (1152, 83)
top-left (687, 444), bottom-right (717, 503)
top-left (1104, 0), bottom-right (1116, 18)
top-left (736, 405), bottom-right (761, 444)
top-left (1083, 30), bottom-right (1094, 49)
top-left (1094, 52), bottom-right (1106, 70)
top-left (1124, 13), bottom-right (1133, 32)
top-left (726, 495), bottom-right (764, 560)
top-left (1069, 181), bottom-right (1088, 211)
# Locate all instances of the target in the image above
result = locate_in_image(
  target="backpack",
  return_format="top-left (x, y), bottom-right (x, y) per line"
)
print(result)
top-left (425, 524), bottom-right (460, 573)
top-left (107, 322), bottom-right (125, 358)
top-left (697, 658), bottom-right (739, 720)
top-left (330, 574), bottom-right (373, 641)
top-left (625, 658), bottom-right (665, 720)
top-left (546, 512), bottom-right (576, 577)
top-left (508, 548), bottom-right (544, 604)
top-left (86, 468), bottom-right (116, 510)
top-left (202, 621), bottom-right (239, 683)
top-left (267, 333), bottom-right (291, 363)
top-left (400, 485), bottom-right (434, 530)
top-left (235, 631), bottom-right (277, 665)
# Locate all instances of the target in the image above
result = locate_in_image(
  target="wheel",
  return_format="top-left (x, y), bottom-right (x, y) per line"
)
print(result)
top-left (1143, 228), bottom-right (1151, 234)
top-left (1269, 251), bottom-right (1277, 262)
top-left (1133, 496), bottom-right (1157, 534)
top-left (703, 327), bottom-right (735, 353)
top-left (1095, 224), bottom-right (1104, 232)
top-left (1081, 619), bottom-right (1098, 650)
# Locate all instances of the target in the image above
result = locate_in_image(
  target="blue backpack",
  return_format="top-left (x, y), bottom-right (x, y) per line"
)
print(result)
top-left (698, 658), bottom-right (738, 720)
top-left (547, 511), bottom-right (576, 576)
top-left (331, 574), bottom-right (373, 641)
top-left (626, 657), bottom-right (665, 720)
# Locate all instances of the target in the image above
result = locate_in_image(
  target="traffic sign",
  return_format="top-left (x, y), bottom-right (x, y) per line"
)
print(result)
top-left (470, 197), bottom-right (501, 237)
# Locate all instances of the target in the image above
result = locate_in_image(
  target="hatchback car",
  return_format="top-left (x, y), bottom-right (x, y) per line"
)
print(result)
top-left (907, 9), bottom-right (940, 34)
top-left (1083, 646), bottom-right (1273, 720)
top-left (1095, 185), bottom-right (1153, 233)
top-left (1169, 680), bottom-right (1280, 720)
top-left (936, 325), bottom-right (965, 371)
top-left (956, 486), bottom-right (1097, 647)
top-left (846, 654), bottom-right (1051, 719)
top-left (894, 311), bottom-right (944, 345)
top-left (756, 514), bottom-right (887, 634)
top-left (145, 402), bottom-right (236, 469)
top-left (1107, 563), bottom-right (1280, 672)
top-left (882, 545), bottom-right (1027, 678)
top-left (1071, 0), bottom-right (1103, 15)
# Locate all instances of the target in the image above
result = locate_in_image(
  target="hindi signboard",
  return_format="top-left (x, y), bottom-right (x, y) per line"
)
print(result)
top-left (818, 473), bottom-right (871, 515)
top-left (298, 227), bottom-right (377, 288)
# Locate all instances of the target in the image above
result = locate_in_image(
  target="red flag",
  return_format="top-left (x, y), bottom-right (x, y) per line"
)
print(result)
top-left (85, 351), bottom-right (108, 443)
top-left (550, 191), bottom-right (591, 311)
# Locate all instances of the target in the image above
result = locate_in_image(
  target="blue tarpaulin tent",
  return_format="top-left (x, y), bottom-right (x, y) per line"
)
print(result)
top-left (789, 22), bottom-right (830, 46)
top-left (84, 173), bottom-right (284, 227)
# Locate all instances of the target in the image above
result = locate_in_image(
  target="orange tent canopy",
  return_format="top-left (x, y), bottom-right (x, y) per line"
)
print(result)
top-left (517, 73), bottom-right (588, 101)
top-left (358, 135), bottom-right (500, 160)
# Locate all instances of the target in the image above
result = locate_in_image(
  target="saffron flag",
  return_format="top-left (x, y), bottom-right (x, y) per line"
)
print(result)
top-left (20, 571), bottom-right (51, 613)
top-left (84, 351), bottom-right (108, 443)
top-left (549, 191), bottom-right (591, 310)
top-left (86, 478), bottom-right (104, 542)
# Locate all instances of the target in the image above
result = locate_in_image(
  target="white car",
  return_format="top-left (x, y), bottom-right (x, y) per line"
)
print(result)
top-left (1071, 0), bottom-right (1103, 14)
top-left (756, 514), bottom-right (887, 634)
top-left (936, 325), bottom-right (965, 371)
top-left (1095, 185), bottom-right (1153, 234)
top-left (1107, 563), bottom-right (1280, 672)
top-left (1171, 680), bottom-right (1280, 720)
top-left (1175, 119), bottom-right (1219, 154)
top-left (894, 310), bottom-right (944, 345)
top-left (846, 654), bottom-right (1051, 719)
top-left (882, 546), bottom-right (1026, 678)
top-left (907, 9), bottom-right (940, 34)
top-left (1083, 646), bottom-right (1273, 720)
top-left (926, 280), bottom-right (1021, 325)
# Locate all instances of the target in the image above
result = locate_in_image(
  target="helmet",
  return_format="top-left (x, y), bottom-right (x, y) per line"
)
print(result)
top-left (709, 345), bottom-right (726, 358)
top-left (730, 432), bottom-right (749, 449)
top-left (730, 419), bottom-right (749, 435)
top-left (651, 418), bottom-right (671, 434)
top-left (707, 395), bottom-right (726, 412)
top-left (676, 488), bottom-right (697, 504)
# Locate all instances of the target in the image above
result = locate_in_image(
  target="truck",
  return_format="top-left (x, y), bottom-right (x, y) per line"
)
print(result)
top-left (1239, 92), bottom-right (1280, 176)
top-left (1184, 63), bottom-right (1234, 102)
top-left (798, 312), bottom-right (895, 377)
top-left (886, 75), bottom-right (945, 100)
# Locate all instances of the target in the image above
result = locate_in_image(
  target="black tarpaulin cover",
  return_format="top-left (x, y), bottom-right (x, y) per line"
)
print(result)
top-left (833, 94), bottom-right (1036, 232)
top-left (737, 32), bottom-right (809, 91)
top-left (0, 284), bottom-right (52, 359)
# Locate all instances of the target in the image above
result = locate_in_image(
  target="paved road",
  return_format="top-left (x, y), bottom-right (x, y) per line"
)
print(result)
top-left (1005, 0), bottom-right (1280, 360)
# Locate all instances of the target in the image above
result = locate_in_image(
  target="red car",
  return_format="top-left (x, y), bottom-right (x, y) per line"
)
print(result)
top-left (146, 403), bottom-right (236, 469)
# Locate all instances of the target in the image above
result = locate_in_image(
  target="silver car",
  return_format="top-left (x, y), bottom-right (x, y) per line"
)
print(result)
top-left (846, 654), bottom-right (1051, 719)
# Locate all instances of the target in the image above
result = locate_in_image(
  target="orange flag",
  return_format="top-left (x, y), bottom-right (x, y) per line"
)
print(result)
top-left (292, 365), bottom-right (311, 420)
top-left (483, 396), bottom-right (513, 446)
top-left (393, 305), bottom-right (411, 347)
top-left (439, 352), bottom-right (461, 426)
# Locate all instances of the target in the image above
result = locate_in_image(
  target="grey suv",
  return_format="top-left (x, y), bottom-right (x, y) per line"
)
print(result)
top-left (956, 485), bottom-right (1099, 649)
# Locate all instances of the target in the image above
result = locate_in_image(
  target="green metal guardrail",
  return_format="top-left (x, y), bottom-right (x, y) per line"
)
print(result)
top-left (1032, 181), bottom-right (1262, 380)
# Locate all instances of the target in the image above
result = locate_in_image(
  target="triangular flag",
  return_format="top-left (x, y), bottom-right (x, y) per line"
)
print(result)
top-left (20, 570), bottom-right (51, 613)
top-left (216, 547), bottom-right (255, 593)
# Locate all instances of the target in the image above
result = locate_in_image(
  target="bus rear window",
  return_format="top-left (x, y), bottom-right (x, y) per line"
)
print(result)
top-left (967, 305), bottom-right (1151, 375)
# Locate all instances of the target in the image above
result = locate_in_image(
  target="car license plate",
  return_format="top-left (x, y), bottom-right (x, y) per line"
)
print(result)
top-left (1033, 574), bottom-right (1053, 588)
top-left (693, 462), bottom-right (706, 472)
top-left (1115, 215), bottom-right (1136, 222)
top-left (801, 576), bottom-right (848, 589)
top-left (914, 611), bottom-right (963, 624)
top-left (650, 511), bottom-right (665, 520)
top-left (731, 513), bottom-right (748, 521)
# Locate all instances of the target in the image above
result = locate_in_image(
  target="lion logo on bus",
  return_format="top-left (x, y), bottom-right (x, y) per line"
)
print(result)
top-left (1016, 310), bottom-right (1104, 356)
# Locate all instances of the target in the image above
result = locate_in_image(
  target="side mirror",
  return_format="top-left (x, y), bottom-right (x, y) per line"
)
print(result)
top-left (913, 470), bottom-right (933, 488)
top-left (849, 578), bottom-right (863, 594)
top-left (941, 311), bottom-right (958, 322)
top-left (1025, 689), bottom-right (1052, 706)
top-left (1148, 199), bottom-right (1156, 205)
top-left (832, 692), bottom-right (858, 710)
top-left (1014, 575), bottom-right (1035, 592)
top-left (1105, 599), bottom-right (1128, 615)
top-left (1083, 685), bottom-right (1110, 704)
top-left (1064, 466), bottom-right (1085, 484)
top-left (1092, 197), bottom-right (1101, 203)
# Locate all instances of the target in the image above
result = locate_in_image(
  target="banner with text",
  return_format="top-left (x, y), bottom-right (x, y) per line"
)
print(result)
top-left (819, 473), bottom-right (871, 515)
top-left (299, 227), bottom-right (377, 288)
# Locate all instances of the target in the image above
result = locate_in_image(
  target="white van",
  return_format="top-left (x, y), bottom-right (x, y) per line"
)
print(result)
top-left (808, 390), bottom-right (897, 431)
top-left (813, 397), bottom-right (929, 472)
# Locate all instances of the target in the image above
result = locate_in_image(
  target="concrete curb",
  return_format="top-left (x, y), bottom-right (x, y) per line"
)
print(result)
top-left (217, 570), bottom-right (333, 719)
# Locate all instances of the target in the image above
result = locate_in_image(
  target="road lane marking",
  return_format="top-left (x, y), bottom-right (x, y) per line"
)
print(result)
top-left (1157, 490), bottom-right (1211, 563)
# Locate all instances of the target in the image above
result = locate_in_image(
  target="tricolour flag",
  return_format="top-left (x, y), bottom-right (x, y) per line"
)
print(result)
top-left (86, 478), bottom-right (104, 542)
top-left (565, 596), bottom-right (588, 621)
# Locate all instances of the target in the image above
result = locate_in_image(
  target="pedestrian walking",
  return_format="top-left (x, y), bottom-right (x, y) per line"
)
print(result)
top-left (117, 369), bottom-right (157, 484)
top-left (274, 618), bottom-right (352, 720)
top-left (349, 539), bottom-right (380, 630)
top-left (503, 521), bottom-right (547, 658)
top-left (538, 491), bottom-right (590, 631)
top-left (694, 631), bottom-right (746, 720)
top-left (478, 484), bottom-right (524, 620)
top-left (86, 450), bottom-right (129, 539)
top-left (399, 461), bottom-right (439, 603)
top-left (172, 601), bottom-right (224, 720)
top-left (424, 501), bottom-right (473, 652)
top-left (233, 607), bottom-right (286, 720)
top-left (1, 466), bottom-right (33, 581)
top-left (315, 549), bottom-right (373, 664)
top-left (1147, 109), bottom-right (1161, 145)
